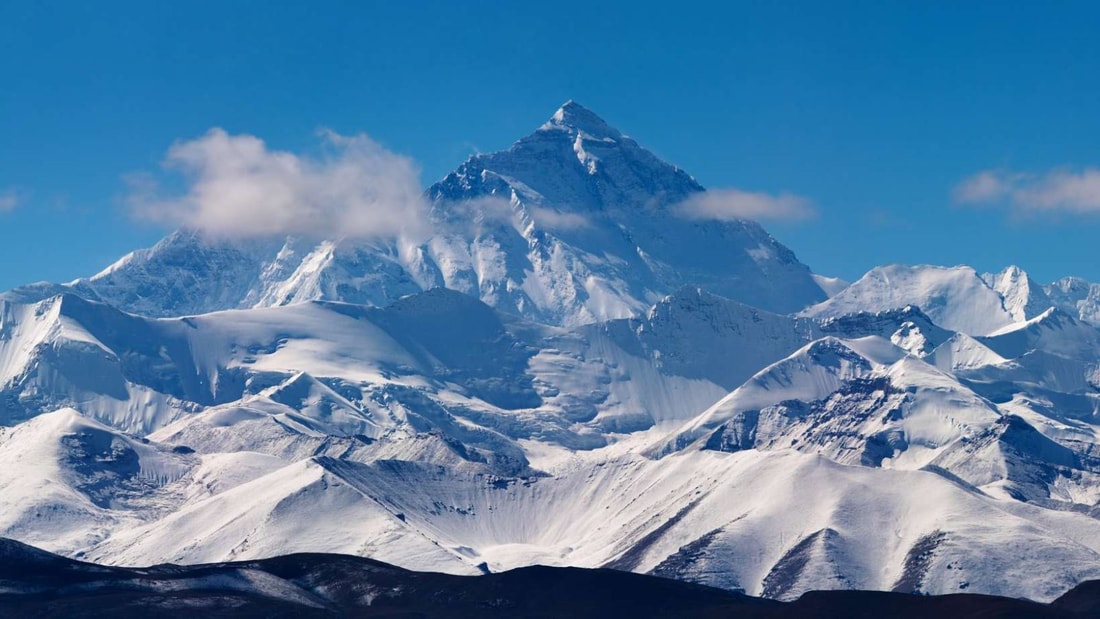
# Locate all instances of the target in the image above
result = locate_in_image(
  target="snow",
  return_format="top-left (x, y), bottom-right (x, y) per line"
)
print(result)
top-left (0, 408), bottom-right (192, 553)
top-left (804, 265), bottom-right (1017, 336)
top-left (980, 307), bottom-right (1100, 360)
top-left (984, 265), bottom-right (1053, 322)
top-left (812, 274), bottom-right (849, 297)
top-left (5, 270), bottom-right (1100, 601)
top-left (3, 102), bottom-right (1100, 604)
top-left (1046, 275), bottom-right (1100, 325)
top-left (69, 448), bottom-right (1100, 602)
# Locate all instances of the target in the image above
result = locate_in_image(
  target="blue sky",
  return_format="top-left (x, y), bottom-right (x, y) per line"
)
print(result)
top-left (2, 1), bottom-right (1099, 291)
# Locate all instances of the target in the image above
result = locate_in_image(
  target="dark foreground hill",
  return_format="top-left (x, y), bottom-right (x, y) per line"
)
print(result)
top-left (1, 538), bottom-right (1097, 618)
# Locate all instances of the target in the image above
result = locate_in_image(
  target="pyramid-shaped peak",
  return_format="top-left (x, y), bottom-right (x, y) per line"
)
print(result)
top-left (993, 265), bottom-right (1032, 282)
top-left (543, 100), bottom-right (622, 139)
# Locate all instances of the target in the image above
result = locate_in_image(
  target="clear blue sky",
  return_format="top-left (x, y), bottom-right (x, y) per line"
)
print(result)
top-left (2, 1), bottom-right (1100, 291)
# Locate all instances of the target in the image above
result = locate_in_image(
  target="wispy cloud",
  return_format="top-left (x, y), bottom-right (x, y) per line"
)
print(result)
top-left (528, 206), bottom-right (592, 231)
top-left (866, 208), bottom-right (914, 231)
top-left (672, 188), bottom-right (815, 222)
top-left (0, 189), bottom-right (21, 212)
top-left (433, 196), bottom-right (593, 234)
top-left (128, 128), bottom-right (430, 239)
top-left (954, 168), bottom-right (1100, 214)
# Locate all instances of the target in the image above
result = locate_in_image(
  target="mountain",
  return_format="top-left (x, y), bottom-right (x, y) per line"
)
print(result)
top-left (655, 329), bottom-right (1100, 504)
top-left (5, 102), bottom-right (825, 326)
top-left (427, 101), bottom-right (826, 320)
top-left (1047, 276), bottom-right (1100, 325)
top-left (4, 286), bottom-right (1100, 601)
top-left (985, 265), bottom-right (1054, 322)
top-left (804, 264), bottom-right (1026, 335)
top-left (0, 408), bottom-right (191, 552)
top-left (807, 264), bottom-right (1100, 334)
top-left (8, 538), bottom-right (1098, 619)
top-left (811, 273), bottom-right (850, 297)
top-left (0, 288), bottom-right (786, 454)
top-left (5, 102), bottom-right (1100, 605)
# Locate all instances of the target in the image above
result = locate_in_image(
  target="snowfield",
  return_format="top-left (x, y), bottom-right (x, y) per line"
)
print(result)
top-left (2, 102), bottom-right (1100, 602)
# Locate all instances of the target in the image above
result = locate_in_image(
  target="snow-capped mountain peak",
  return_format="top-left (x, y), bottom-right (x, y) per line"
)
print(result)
top-left (1045, 275), bottom-right (1100, 325)
top-left (542, 100), bottom-right (623, 140)
top-left (432, 101), bottom-right (702, 213)
top-left (983, 265), bottom-right (1053, 322)
top-left (804, 264), bottom-right (1017, 336)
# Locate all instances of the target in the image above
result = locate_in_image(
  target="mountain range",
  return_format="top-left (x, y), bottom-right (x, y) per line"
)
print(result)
top-left (2, 102), bottom-right (1100, 604)
top-left (3, 537), bottom-right (1098, 618)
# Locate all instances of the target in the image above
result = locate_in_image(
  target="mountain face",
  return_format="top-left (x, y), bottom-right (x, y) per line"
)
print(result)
top-left (1047, 276), bottom-right (1100, 325)
top-left (985, 265), bottom-right (1054, 322)
top-left (804, 263), bottom-right (1100, 334)
top-left (6, 102), bottom-right (825, 327)
top-left (4, 281), bottom-right (1100, 602)
top-left (802, 265), bottom-right (1020, 335)
top-left (4, 102), bottom-right (1100, 604)
top-left (427, 101), bottom-right (826, 320)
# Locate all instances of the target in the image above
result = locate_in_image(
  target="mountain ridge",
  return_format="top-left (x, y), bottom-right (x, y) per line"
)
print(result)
top-left (6, 537), bottom-right (1096, 619)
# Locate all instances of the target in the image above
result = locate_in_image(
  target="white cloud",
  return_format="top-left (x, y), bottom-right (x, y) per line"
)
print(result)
top-left (0, 189), bottom-right (20, 212)
top-left (528, 206), bottom-right (592, 231)
top-left (952, 170), bottom-right (1013, 203)
top-left (954, 168), bottom-right (1100, 214)
top-left (129, 128), bottom-right (430, 239)
top-left (672, 188), bottom-right (815, 222)
top-left (431, 195), bottom-right (594, 235)
top-left (432, 195), bottom-right (516, 234)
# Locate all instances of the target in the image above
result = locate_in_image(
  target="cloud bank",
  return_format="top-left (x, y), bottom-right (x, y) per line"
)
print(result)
top-left (130, 129), bottom-right (818, 240)
top-left (673, 188), bottom-right (815, 222)
top-left (129, 128), bottom-right (429, 239)
top-left (955, 168), bottom-right (1100, 214)
top-left (431, 196), bottom-right (593, 235)
top-left (528, 206), bottom-right (592, 231)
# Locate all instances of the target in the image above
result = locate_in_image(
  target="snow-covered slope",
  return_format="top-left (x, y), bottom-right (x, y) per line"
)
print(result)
top-left (807, 264), bottom-right (1099, 334)
top-left (427, 101), bottom-right (826, 320)
top-left (804, 265), bottom-right (1018, 335)
top-left (4, 283), bottom-right (1097, 603)
top-left (812, 274), bottom-right (849, 297)
top-left (0, 408), bottom-right (191, 552)
top-left (11, 406), bottom-right (1100, 603)
top-left (44, 440), bottom-right (1100, 604)
top-left (984, 265), bottom-right (1054, 322)
top-left (980, 307), bottom-right (1100, 361)
top-left (585, 288), bottom-right (819, 391)
top-left (4, 275), bottom-right (1100, 601)
top-left (10, 538), bottom-right (1094, 618)
top-left (1047, 276), bottom-right (1100, 325)
top-left (2, 288), bottom-right (798, 469)
top-left (655, 330), bottom-right (1100, 503)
